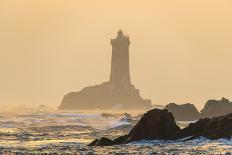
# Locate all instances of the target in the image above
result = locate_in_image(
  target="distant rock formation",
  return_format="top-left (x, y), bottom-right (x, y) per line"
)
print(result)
top-left (152, 104), bottom-right (164, 109)
top-left (200, 97), bottom-right (232, 118)
top-left (165, 103), bottom-right (200, 121)
top-left (89, 109), bottom-right (232, 146)
top-left (59, 30), bottom-right (152, 110)
top-left (101, 113), bottom-right (118, 118)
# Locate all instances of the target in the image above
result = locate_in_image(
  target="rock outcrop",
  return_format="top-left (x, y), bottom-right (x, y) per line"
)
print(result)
top-left (181, 113), bottom-right (232, 140)
top-left (165, 103), bottom-right (200, 121)
top-left (125, 109), bottom-right (181, 141)
top-left (59, 82), bottom-right (152, 110)
top-left (89, 109), bottom-right (181, 146)
top-left (101, 113), bottom-right (118, 118)
top-left (89, 109), bottom-right (232, 146)
top-left (88, 137), bottom-right (114, 146)
top-left (200, 97), bottom-right (232, 118)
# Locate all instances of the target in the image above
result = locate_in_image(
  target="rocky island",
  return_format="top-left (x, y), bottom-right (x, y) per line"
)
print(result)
top-left (163, 98), bottom-right (232, 121)
top-left (200, 97), bottom-right (232, 118)
top-left (59, 31), bottom-right (152, 110)
top-left (164, 103), bottom-right (200, 121)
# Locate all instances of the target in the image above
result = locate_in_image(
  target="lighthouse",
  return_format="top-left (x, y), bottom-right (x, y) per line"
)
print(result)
top-left (110, 30), bottom-right (131, 84)
top-left (59, 30), bottom-right (152, 110)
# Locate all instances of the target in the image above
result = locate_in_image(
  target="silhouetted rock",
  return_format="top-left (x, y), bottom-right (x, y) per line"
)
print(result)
top-left (88, 137), bottom-right (114, 146)
top-left (59, 30), bottom-right (151, 110)
top-left (180, 113), bottom-right (232, 140)
top-left (165, 103), bottom-right (200, 121)
top-left (201, 97), bottom-right (232, 118)
top-left (125, 109), bottom-right (181, 142)
top-left (89, 109), bottom-right (232, 146)
top-left (88, 139), bottom-right (99, 146)
top-left (89, 109), bottom-right (181, 146)
top-left (123, 113), bottom-right (132, 119)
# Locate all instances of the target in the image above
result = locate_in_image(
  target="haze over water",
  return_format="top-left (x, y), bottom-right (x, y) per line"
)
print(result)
top-left (0, 1), bottom-right (232, 154)
top-left (0, 106), bottom-right (231, 154)
top-left (1, 1), bottom-right (232, 109)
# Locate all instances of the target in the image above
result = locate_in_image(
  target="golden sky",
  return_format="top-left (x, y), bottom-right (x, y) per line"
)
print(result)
top-left (0, 0), bottom-right (232, 109)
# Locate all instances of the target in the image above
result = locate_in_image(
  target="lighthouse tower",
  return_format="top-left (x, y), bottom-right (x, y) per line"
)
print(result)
top-left (59, 30), bottom-right (152, 110)
top-left (110, 30), bottom-right (131, 84)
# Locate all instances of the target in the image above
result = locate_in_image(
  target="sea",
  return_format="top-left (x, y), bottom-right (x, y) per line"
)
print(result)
top-left (0, 106), bottom-right (231, 155)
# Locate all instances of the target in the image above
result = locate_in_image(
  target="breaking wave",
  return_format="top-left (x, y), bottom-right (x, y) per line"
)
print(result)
top-left (0, 106), bottom-right (231, 154)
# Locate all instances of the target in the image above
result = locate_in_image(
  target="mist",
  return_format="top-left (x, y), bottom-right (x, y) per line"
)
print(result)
top-left (0, 0), bottom-right (232, 109)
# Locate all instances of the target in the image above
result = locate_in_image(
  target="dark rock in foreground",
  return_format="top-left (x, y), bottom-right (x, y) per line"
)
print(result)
top-left (88, 137), bottom-right (114, 146)
top-left (89, 109), bottom-right (232, 146)
top-left (200, 97), bottom-right (232, 118)
top-left (126, 109), bottom-right (180, 142)
top-left (165, 103), bottom-right (200, 121)
top-left (181, 113), bottom-right (232, 140)
top-left (89, 109), bottom-right (181, 146)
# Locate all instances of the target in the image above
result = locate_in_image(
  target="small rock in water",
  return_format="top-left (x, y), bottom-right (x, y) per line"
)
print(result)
top-left (88, 137), bottom-right (114, 146)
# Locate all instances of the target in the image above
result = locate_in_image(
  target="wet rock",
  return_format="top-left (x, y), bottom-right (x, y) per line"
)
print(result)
top-left (113, 134), bottom-right (129, 144)
top-left (88, 139), bottom-right (99, 146)
top-left (165, 103), bottom-right (200, 121)
top-left (89, 109), bottom-right (181, 146)
top-left (89, 109), bottom-right (232, 146)
top-left (88, 137), bottom-right (114, 146)
top-left (125, 109), bottom-right (181, 142)
top-left (180, 113), bottom-right (232, 140)
top-left (200, 97), bottom-right (232, 118)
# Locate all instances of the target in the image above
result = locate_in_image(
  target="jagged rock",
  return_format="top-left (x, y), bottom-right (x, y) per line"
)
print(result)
top-left (165, 103), bottom-right (200, 121)
top-left (88, 108), bottom-right (232, 146)
top-left (201, 97), bottom-right (232, 118)
top-left (125, 109), bottom-right (181, 141)
top-left (180, 113), bottom-right (232, 140)
top-left (123, 113), bottom-right (132, 119)
top-left (88, 137), bottom-right (114, 146)
top-left (88, 139), bottom-right (99, 146)
top-left (88, 109), bottom-right (181, 146)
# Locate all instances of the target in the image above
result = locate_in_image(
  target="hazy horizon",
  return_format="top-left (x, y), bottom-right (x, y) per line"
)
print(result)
top-left (1, 0), bottom-right (232, 109)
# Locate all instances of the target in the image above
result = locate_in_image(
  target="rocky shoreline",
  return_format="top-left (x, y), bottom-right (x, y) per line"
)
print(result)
top-left (89, 109), bottom-right (232, 146)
